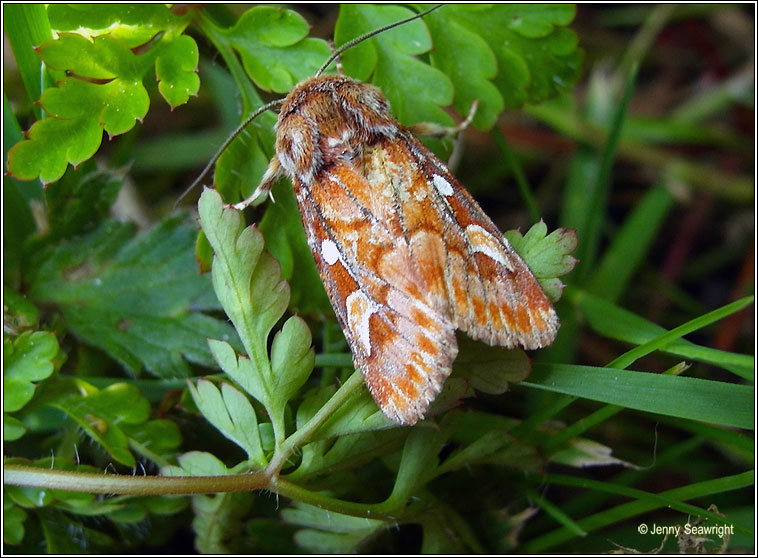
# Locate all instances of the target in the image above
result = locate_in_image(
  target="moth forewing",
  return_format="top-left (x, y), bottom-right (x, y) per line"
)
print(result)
top-left (262, 75), bottom-right (558, 425)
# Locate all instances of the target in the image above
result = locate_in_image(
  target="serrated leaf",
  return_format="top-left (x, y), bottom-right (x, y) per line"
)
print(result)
top-left (222, 7), bottom-right (331, 93)
top-left (336, 4), bottom-right (453, 126)
top-left (199, 188), bottom-right (291, 416)
top-left (505, 222), bottom-right (578, 301)
top-left (3, 331), bottom-right (59, 412)
top-left (27, 216), bottom-right (238, 378)
top-left (427, 5), bottom-right (582, 114)
top-left (423, 8), bottom-right (503, 129)
top-left (8, 6), bottom-right (196, 183)
top-left (208, 339), bottom-right (265, 406)
top-left (156, 35), bottom-right (200, 107)
top-left (39, 32), bottom-right (144, 79)
top-left (187, 379), bottom-right (266, 466)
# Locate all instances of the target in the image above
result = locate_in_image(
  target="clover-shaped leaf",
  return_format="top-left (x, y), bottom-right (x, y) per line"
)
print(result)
top-left (8, 6), bottom-right (198, 184)
top-left (336, 4), bottom-right (453, 126)
top-left (222, 6), bottom-right (331, 93)
top-left (505, 222), bottom-right (578, 301)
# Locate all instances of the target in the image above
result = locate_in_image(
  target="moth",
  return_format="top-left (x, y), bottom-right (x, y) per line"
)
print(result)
top-left (224, 7), bottom-right (559, 425)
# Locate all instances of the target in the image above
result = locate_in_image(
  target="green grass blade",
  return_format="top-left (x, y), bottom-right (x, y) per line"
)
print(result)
top-left (606, 296), bottom-right (754, 371)
top-left (524, 487), bottom-right (587, 537)
top-left (577, 63), bottom-right (639, 280)
top-left (572, 289), bottom-right (754, 380)
top-left (3, 4), bottom-right (53, 117)
top-left (523, 364), bottom-right (753, 429)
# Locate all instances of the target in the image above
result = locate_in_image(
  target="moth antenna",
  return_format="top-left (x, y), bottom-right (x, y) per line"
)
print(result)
top-left (314, 4), bottom-right (442, 78)
top-left (175, 97), bottom-right (284, 208)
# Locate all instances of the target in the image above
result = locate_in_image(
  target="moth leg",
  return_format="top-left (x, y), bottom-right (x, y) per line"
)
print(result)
top-left (232, 156), bottom-right (283, 210)
top-left (408, 100), bottom-right (479, 139)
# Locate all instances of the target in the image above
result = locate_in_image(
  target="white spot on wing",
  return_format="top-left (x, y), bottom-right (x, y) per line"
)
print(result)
top-left (346, 291), bottom-right (375, 356)
top-left (321, 239), bottom-right (340, 265)
top-left (433, 174), bottom-right (453, 196)
top-left (465, 224), bottom-right (512, 270)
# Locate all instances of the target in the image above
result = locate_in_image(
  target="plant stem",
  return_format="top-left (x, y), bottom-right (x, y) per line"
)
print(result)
top-left (3, 464), bottom-right (269, 495)
top-left (266, 370), bottom-right (364, 475)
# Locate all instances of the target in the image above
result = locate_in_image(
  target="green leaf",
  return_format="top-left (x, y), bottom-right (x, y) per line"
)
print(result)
top-left (122, 418), bottom-right (182, 457)
top-left (2, 288), bottom-right (39, 334)
top-left (336, 4), bottom-right (454, 126)
top-left (423, 4), bottom-right (582, 126)
top-left (3, 500), bottom-right (28, 545)
top-left (187, 379), bottom-right (267, 466)
top-left (27, 216), bottom-right (237, 378)
top-left (388, 424), bottom-right (448, 505)
top-left (198, 188), bottom-right (293, 439)
top-left (156, 35), bottom-right (200, 107)
top-left (3, 4), bottom-right (54, 114)
top-left (4, 414), bottom-right (27, 441)
top-left (42, 162), bottom-right (122, 241)
top-left (270, 316), bottom-right (315, 406)
top-left (38, 509), bottom-right (113, 553)
top-left (221, 6), bottom-right (331, 93)
top-left (523, 363), bottom-right (753, 430)
top-left (505, 222), bottom-right (578, 301)
top-left (214, 118), bottom-right (275, 204)
top-left (162, 450), bottom-right (230, 477)
top-left (47, 4), bottom-right (189, 48)
top-left (454, 337), bottom-right (531, 395)
top-left (3, 331), bottom-right (59, 413)
top-left (43, 381), bottom-right (152, 466)
top-left (573, 290), bottom-right (754, 380)
top-left (587, 183), bottom-right (674, 302)
top-left (423, 7), bottom-right (502, 129)
top-left (8, 5), bottom-right (196, 184)
top-left (283, 502), bottom-right (386, 553)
